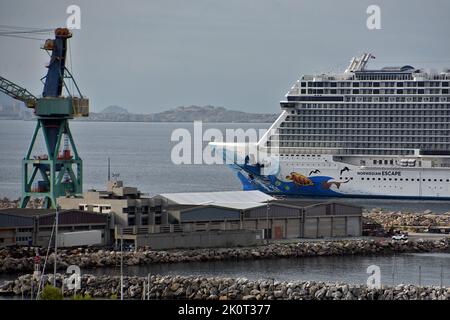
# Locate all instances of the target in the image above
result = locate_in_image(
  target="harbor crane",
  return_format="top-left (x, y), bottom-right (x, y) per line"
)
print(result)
top-left (0, 28), bottom-right (89, 208)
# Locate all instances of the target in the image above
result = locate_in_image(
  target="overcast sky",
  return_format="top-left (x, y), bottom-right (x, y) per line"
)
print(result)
top-left (1, 0), bottom-right (449, 113)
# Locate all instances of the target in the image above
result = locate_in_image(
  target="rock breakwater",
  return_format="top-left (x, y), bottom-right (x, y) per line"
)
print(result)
top-left (1, 274), bottom-right (449, 300)
top-left (1, 238), bottom-right (449, 274)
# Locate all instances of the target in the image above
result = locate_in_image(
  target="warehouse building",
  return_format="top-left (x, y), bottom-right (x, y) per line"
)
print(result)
top-left (166, 199), bottom-right (362, 239)
top-left (115, 191), bottom-right (362, 248)
top-left (242, 200), bottom-right (362, 239)
top-left (0, 208), bottom-right (112, 247)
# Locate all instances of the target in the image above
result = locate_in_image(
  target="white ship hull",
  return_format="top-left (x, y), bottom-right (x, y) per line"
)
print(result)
top-left (229, 154), bottom-right (450, 199)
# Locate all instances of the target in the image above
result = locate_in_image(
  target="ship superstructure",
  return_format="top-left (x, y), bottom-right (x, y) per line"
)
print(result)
top-left (215, 53), bottom-right (450, 199)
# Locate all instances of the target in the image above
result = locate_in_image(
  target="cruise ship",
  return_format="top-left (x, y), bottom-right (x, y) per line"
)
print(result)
top-left (212, 53), bottom-right (450, 199)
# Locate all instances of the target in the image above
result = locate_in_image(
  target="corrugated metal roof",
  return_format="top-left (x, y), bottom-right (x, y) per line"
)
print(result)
top-left (157, 190), bottom-right (274, 205)
top-left (0, 208), bottom-right (54, 217)
top-left (211, 202), bottom-right (266, 210)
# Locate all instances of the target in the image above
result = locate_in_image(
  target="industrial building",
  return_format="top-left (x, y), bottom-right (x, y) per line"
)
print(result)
top-left (58, 180), bottom-right (153, 226)
top-left (56, 181), bottom-right (363, 249)
top-left (112, 190), bottom-right (362, 249)
top-left (0, 208), bottom-right (111, 247)
top-left (162, 196), bottom-right (362, 239)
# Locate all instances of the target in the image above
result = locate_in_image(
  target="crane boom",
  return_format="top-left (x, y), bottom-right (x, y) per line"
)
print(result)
top-left (0, 75), bottom-right (37, 108)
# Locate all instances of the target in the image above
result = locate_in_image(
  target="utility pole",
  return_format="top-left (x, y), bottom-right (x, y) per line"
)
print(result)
top-left (108, 157), bottom-right (110, 181)
top-left (120, 226), bottom-right (123, 300)
top-left (392, 253), bottom-right (395, 285)
top-left (266, 201), bottom-right (270, 243)
top-left (418, 265), bottom-right (421, 286)
top-left (54, 205), bottom-right (59, 286)
top-left (147, 273), bottom-right (150, 300)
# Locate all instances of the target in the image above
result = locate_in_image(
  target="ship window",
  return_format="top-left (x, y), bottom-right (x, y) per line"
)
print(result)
top-left (331, 82), bottom-right (337, 87)
top-left (397, 82), bottom-right (404, 87)
top-left (301, 82), bottom-right (306, 87)
top-left (373, 160), bottom-right (377, 165)
top-left (434, 179), bottom-right (437, 182)
top-left (353, 82), bottom-right (360, 87)
top-left (428, 179), bottom-right (431, 181)
top-left (378, 178), bottom-right (381, 181)
top-left (372, 178), bottom-right (375, 180)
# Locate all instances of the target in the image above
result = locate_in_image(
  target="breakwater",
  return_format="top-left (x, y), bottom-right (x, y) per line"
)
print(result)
top-left (1, 273), bottom-right (449, 300)
top-left (1, 238), bottom-right (449, 274)
top-left (364, 210), bottom-right (450, 228)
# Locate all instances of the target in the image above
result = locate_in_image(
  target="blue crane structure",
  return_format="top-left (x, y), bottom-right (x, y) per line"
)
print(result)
top-left (0, 28), bottom-right (89, 208)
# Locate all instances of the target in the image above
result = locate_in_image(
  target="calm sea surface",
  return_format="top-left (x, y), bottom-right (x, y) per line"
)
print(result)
top-left (1, 120), bottom-right (450, 212)
top-left (0, 253), bottom-right (449, 287)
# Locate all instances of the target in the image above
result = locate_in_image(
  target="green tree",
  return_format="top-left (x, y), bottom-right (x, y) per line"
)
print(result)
top-left (39, 285), bottom-right (63, 300)
top-left (72, 293), bottom-right (93, 300)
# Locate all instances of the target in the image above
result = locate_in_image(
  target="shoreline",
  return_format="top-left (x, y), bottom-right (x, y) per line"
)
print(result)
top-left (1, 238), bottom-right (449, 274)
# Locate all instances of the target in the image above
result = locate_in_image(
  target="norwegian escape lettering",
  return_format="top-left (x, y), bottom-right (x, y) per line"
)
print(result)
top-left (356, 171), bottom-right (401, 176)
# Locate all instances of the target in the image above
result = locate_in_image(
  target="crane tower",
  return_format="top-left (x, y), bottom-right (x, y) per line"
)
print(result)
top-left (0, 28), bottom-right (89, 208)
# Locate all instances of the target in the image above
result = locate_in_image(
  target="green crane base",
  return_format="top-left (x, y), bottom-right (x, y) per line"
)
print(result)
top-left (20, 116), bottom-right (83, 209)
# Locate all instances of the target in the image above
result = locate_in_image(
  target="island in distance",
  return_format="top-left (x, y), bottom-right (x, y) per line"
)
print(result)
top-left (84, 105), bottom-right (278, 123)
top-left (0, 93), bottom-right (278, 123)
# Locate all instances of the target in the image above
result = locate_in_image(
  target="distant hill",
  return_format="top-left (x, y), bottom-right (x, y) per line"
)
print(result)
top-left (0, 96), bottom-right (278, 123)
top-left (84, 105), bottom-right (278, 123)
top-left (100, 105), bottom-right (129, 114)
